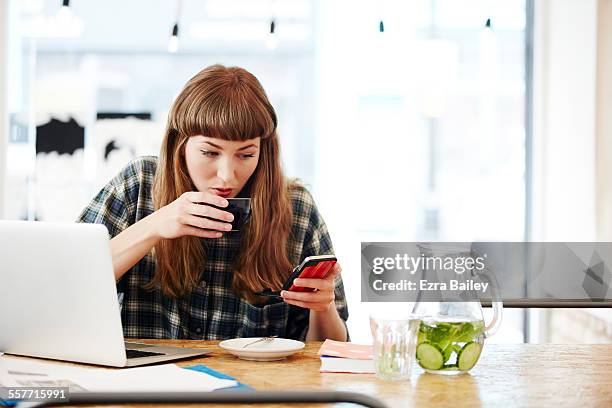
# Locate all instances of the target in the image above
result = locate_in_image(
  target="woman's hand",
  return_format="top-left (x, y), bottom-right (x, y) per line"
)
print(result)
top-left (151, 191), bottom-right (234, 239)
top-left (281, 263), bottom-right (342, 312)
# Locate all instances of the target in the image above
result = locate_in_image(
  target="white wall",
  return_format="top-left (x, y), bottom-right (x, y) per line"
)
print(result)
top-left (532, 0), bottom-right (598, 242)
top-left (596, 0), bottom-right (612, 240)
top-left (532, 0), bottom-right (612, 342)
top-left (0, 0), bottom-right (8, 219)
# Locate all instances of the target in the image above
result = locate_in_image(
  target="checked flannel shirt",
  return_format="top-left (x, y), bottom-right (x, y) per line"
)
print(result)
top-left (77, 156), bottom-right (349, 340)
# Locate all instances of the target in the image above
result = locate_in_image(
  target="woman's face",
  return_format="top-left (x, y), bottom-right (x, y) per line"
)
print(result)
top-left (184, 135), bottom-right (261, 198)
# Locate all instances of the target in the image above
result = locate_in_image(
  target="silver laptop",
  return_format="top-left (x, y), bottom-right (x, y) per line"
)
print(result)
top-left (0, 220), bottom-right (210, 367)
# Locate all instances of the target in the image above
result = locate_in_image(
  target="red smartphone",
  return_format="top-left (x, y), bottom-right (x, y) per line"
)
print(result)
top-left (256, 255), bottom-right (337, 298)
top-left (283, 255), bottom-right (337, 292)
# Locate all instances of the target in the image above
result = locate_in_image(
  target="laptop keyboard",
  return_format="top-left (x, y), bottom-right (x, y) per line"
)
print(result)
top-left (126, 349), bottom-right (166, 359)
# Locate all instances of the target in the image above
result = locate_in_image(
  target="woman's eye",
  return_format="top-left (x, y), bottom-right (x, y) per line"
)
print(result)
top-left (200, 150), bottom-right (219, 157)
top-left (240, 153), bottom-right (256, 159)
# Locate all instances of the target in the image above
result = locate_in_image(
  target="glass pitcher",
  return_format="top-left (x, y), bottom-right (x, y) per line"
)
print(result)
top-left (411, 243), bottom-right (503, 375)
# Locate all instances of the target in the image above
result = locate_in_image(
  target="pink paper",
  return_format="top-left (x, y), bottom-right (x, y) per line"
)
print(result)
top-left (318, 339), bottom-right (373, 360)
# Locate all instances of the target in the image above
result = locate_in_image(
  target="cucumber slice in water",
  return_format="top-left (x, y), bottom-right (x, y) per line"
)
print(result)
top-left (416, 342), bottom-right (444, 370)
top-left (457, 341), bottom-right (483, 371)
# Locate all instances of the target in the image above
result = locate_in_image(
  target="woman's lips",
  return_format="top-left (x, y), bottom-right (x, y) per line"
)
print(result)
top-left (213, 188), bottom-right (233, 197)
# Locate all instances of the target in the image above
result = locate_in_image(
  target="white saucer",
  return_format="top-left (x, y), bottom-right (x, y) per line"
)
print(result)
top-left (219, 337), bottom-right (305, 361)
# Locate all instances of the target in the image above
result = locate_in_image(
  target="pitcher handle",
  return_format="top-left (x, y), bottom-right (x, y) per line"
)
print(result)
top-left (478, 269), bottom-right (503, 338)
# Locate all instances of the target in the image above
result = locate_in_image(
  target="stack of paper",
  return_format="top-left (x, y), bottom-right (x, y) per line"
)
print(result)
top-left (0, 356), bottom-right (237, 393)
top-left (318, 339), bottom-right (375, 374)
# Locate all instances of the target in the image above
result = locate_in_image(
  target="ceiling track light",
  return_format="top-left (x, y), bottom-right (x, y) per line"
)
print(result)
top-left (62, 0), bottom-right (69, 7)
top-left (168, 0), bottom-right (182, 53)
top-left (266, 18), bottom-right (278, 50)
top-left (379, 20), bottom-right (385, 33)
top-left (168, 23), bottom-right (179, 53)
top-left (266, 0), bottom-right (279, 50)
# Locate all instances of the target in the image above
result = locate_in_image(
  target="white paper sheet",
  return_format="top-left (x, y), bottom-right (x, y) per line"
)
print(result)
top-left (0, 356), bottom-right (237, 392)
top-left (319, 357), bottom-right (375, 374)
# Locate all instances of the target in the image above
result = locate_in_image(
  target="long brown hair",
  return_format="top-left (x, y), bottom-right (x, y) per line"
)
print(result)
top-left (150, 64), bottom-right (295, 304)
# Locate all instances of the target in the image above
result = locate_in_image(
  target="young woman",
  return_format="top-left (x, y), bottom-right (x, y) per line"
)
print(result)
top-left (78, 64), bottom-right (348, 341)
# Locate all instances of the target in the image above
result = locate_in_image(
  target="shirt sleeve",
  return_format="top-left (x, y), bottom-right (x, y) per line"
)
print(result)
top-left (76, 181), bottom-right (132, 239)
top-left (286, 186), bottom-right (350, 341)
top-left (76, 158), bottom-right (148, 237)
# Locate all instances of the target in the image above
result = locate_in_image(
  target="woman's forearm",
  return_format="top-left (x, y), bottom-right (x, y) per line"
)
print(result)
top-left (305, 305), bottom-right (348, 341)
top-left (109, 214), bottom-right (161, 281)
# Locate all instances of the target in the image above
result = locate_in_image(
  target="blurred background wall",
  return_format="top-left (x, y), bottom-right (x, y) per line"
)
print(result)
top-left (0, 0), bottom-right (610, 343)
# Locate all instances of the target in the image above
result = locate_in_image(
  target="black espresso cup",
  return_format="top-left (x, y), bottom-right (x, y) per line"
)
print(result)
top-left (202, 198), bottom-right (251, 232)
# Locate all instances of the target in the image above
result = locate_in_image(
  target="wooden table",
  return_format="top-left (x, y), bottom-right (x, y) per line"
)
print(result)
top-left (130, 340), bottom-right (612, 408)
top-left (5, 341), bottom-right (612, 407)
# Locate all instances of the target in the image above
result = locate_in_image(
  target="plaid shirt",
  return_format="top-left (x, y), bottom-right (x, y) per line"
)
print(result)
top-left (77, 156), bottom-right (349, 340)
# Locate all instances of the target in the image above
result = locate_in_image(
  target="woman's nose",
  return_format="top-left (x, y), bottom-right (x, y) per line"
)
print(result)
top-left (216, 158), bottom-right (235, 183)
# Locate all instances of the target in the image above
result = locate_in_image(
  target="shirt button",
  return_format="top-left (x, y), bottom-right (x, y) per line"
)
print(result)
top-left (195, 327), bottom-right (202, 335)
top-left (199, 281), bottom-right (207, 289)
